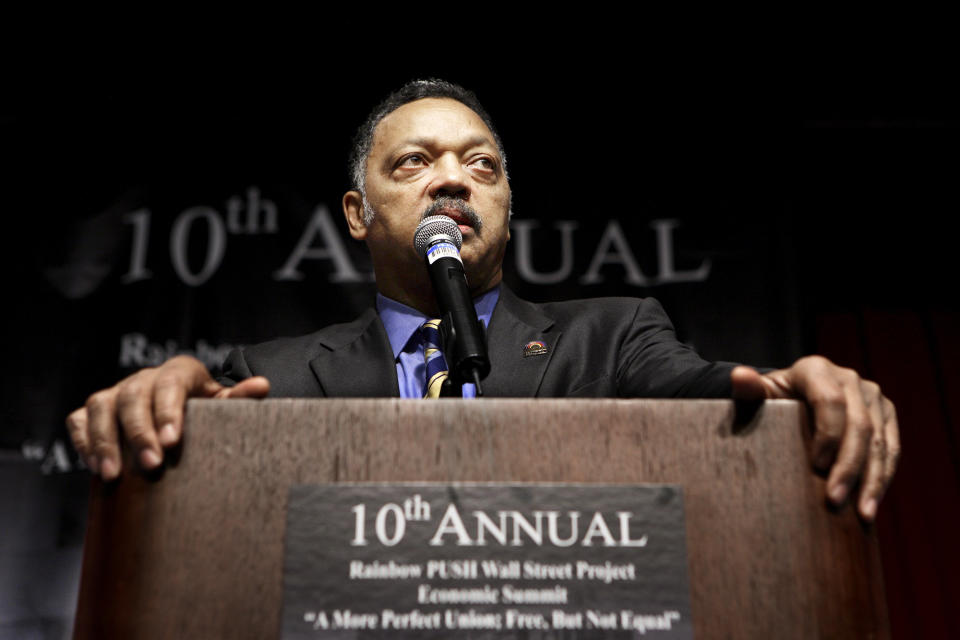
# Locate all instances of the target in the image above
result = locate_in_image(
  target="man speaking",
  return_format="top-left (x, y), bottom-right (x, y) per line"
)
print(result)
top-left (66, 79), bottom-right (899, 524)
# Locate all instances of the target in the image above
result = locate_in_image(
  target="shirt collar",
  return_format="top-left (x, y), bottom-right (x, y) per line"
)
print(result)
top-left (376, 285), bottom-right (501, 360)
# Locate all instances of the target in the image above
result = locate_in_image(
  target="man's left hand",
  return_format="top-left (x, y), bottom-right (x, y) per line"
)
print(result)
top-left (730, 356), bottom-right (900, 522)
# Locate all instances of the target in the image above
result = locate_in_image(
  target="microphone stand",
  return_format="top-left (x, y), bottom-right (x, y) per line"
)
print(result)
top-left (437, 314), bottom-right (486, 398)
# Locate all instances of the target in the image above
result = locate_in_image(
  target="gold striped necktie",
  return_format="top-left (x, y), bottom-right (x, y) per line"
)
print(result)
top-left (421, 319), bottom-right (449, 398)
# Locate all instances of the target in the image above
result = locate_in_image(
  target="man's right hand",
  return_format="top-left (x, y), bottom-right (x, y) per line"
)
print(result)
top-left (66, 355), bottom-right (270, 480)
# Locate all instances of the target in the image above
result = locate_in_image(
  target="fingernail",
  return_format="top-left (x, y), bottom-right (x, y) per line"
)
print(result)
top-left (861, 499), bottom-right (877, 520)
top-left (100, 458), bottom-right (119, 480)
top-left (829, 483), bottom-right (848, 503)
top-left (159, 423), bottom-right (177, 446)
top-left (139, 449), bottom-right (162, 469)
top-left (87, 456), bottom-right (99, 474)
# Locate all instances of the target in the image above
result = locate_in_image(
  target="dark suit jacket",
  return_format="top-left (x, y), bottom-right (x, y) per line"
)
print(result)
top-left (220, 286), bottom-right (736, 398)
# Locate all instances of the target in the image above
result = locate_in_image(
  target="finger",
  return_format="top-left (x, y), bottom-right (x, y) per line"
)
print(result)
top-left (787, 358), bottom-right (846, 472)
top-left (154, 372), bottom-right (190, 448)
top-left (730, 366), bottom-right (768, 400)
top-left (217, 376), bottom-right (271, 399)
top-left (854, 382), bottom-right (887, 520)
top-left (116, 375), bottom-right (163, 470)
top-left (882, 397), bottom-right (901, 489)
top-left (66, 408), bottom-right (94, 471)
top-left (856, 439), bottom-right (886, 520)
top-left (153, 356), bottom-right (224, 446)
top-left (158, 374), bottom-right (268, 443)
top-left (851, 381), bottom-right (886, 519)
top-left (824, 374), bottom-right (874, 506)
top-left (86, 389), bottom-right (122, 480)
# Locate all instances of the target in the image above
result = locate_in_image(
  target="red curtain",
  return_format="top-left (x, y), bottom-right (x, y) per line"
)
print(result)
top-left (817, 309), bottom-right (960, 639)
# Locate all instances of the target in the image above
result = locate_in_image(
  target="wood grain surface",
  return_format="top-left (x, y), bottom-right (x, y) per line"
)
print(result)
top-left (74, 399), bottom-right (889, 639)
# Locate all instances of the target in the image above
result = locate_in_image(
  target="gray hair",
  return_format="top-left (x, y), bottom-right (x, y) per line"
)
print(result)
top-left (348, 79), bottom-right (509, 196)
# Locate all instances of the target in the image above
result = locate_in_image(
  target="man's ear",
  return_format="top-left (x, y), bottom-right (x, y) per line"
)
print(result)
top-left (343, 190), bottom-right (368, 240)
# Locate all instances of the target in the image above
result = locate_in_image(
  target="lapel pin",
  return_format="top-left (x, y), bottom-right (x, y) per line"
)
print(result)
top-left (523, 341), bottom-right (548, 357)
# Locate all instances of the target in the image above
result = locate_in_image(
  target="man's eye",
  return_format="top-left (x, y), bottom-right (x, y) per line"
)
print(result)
top-left (399, 154), bottom-right (426, 167)
top-left (469, 157), bottom-right (495, 171)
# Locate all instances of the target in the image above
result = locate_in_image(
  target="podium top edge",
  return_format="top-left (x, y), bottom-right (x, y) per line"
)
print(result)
top-left (185, 398), bottom-right (803, 407)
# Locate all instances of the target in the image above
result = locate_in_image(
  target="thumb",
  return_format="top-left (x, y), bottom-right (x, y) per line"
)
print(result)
top-left (214, 376), bottom-right (270, 399)
top-left (730, 365), bottom-right (782, 401)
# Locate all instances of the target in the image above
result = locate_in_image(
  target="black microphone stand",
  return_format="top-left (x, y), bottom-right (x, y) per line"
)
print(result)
top-left (437, 316), bottom-right (486, 398)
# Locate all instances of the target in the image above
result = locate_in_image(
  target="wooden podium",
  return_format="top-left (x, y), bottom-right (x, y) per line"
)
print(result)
top-left (74, 399), bottom-right (889, 639)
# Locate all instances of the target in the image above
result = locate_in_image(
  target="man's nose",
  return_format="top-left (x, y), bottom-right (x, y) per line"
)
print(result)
top-left (428, 154), bottom-right (470, 200)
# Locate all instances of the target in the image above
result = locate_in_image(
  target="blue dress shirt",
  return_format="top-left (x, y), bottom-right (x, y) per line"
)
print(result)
top-left (376, 286), bottom-right (500, 398)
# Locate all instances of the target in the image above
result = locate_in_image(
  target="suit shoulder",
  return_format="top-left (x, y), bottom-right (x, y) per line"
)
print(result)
top-left (241, 308), bottom-right (380, 362)
top-left (529, 296), bottom-right (668, 325)
top-left (239, 330), bottom-right (327, 364)
top-left (220, 308), bottom-right (381, 389)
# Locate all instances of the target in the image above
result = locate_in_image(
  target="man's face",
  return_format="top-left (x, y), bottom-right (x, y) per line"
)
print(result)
top-left (344, 98), bottom-right (511, 303)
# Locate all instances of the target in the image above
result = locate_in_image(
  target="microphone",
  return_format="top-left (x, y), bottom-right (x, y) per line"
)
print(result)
top-left (413, 215), bottom-right (491, 396)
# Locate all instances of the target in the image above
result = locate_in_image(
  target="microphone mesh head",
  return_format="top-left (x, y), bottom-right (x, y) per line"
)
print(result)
top-left (413, 215), bottom-right (463, 257)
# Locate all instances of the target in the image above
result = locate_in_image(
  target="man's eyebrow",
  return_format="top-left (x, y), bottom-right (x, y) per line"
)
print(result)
top-left (397, 136), bottom-right (496, 151)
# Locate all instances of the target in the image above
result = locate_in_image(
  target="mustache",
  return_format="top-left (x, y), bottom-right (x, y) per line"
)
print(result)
top-left (420, 197), bottom-right (483, 231)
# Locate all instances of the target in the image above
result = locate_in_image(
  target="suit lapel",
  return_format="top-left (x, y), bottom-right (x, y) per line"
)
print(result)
top-left (482, 286), bottom-right (560, 397)
top-left (308, 308), bottom-right (400, 397)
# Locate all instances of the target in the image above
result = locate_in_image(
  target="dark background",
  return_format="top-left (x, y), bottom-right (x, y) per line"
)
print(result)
top-left (2, 41), bottom-right (958, 638)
